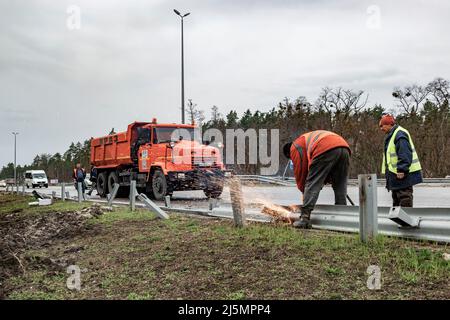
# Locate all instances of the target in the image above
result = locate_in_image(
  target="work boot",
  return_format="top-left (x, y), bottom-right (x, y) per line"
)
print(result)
top-left (293, 209), bottom-right (312, 229)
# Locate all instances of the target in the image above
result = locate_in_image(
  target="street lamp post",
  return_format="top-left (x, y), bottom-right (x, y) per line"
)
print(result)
top-left (173, 9), bottom-right (190, 124)
top-left (12, 132), bottom-right (19, 187)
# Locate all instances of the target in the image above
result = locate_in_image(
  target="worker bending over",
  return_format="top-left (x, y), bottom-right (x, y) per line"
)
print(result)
top-left (283, 130), bottom-right (351, 229)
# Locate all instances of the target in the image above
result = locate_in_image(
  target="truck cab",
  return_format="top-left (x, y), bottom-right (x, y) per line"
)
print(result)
top-left (90, 119), bottom-right (231, 200)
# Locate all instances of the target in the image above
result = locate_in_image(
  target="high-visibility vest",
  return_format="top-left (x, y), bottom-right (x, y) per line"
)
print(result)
top-left (300, 130), bottom-right (336, 164)
top-left (381, 126), bottom-right (421, 174)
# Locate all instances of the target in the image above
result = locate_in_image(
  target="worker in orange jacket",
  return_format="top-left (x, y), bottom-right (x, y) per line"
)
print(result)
top-left (73, 163), bottom-right (87, 198)
top-left (283, 130), bottom-right (351, 228)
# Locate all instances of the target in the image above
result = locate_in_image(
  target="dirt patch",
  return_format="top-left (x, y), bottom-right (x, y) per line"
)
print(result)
top-left (6, 215), bottom-right (447, 300)
top-left (0, 202), bottom-right (104, 298)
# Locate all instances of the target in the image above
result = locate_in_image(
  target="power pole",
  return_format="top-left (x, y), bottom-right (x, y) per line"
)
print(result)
top-left (173, 9), bottom-right (190, 124)
top-left (12, 132), bottom-right (19, 187)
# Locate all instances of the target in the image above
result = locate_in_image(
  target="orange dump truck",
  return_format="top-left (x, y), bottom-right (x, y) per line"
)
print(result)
top-left (90, 119), bottom-right (231, 200)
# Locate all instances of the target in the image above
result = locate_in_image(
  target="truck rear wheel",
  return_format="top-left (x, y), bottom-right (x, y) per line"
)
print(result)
top-left (97, 172), bottom-right (108, 197)
top-left (151, 170), bottom-right (168, 201)
top-left (108, 172), bottom-right (121, 197)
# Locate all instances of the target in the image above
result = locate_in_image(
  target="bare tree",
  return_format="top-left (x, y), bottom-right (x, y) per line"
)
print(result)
top-left (425, 78), bottom-right (450, 175)
top-left (315, 87), bottom-right (368, 130)
top-left (426, 78), bottom-right (450, 107)
top-left (211, 105), bottom-right (222, 123)
top-left (392, 84), bottom-right (430, 115)
top-left (186, 99), bottom-right (205, 125)
top-left (316, 87), bottom-right (368, 114)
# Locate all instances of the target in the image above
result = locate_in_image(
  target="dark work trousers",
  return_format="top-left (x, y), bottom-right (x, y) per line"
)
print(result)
top-left (392, 186), bottom-right (413, 207)
top-left (302, 147), bottom-right (350, 216)
top-left (74, 179), bottom-right (86, 193)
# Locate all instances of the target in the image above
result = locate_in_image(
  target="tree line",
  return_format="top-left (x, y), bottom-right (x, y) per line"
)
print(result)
top-left (198, 77), bottom-right (450, 178)
top-left (1, 77), bottom-right (449, 180)
top-left (0, 141), bottom-right (91, 182)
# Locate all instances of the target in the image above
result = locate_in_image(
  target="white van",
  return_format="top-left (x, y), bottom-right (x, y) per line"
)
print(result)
top-left (24, 170), bottom-right (49, 188)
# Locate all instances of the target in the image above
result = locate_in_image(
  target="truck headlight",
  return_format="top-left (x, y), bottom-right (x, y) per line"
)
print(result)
top-left (177, 173), bottom-right (186, 179)
top-left (224, 172), bottom-right (232, 178)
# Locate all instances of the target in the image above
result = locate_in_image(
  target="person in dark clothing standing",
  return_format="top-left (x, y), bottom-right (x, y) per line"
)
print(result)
top-left (283, 130), bottom-right (351, 229)
top-left (87, 167), bottom-right (98, 196)
top-left (379, 114), bottom-right (423, 207)
top-left (73, 163), bottom-right (87, 199)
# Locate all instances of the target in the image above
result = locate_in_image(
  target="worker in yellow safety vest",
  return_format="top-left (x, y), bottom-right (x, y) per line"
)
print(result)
top-left (379, 114), bottom-right (423, 207)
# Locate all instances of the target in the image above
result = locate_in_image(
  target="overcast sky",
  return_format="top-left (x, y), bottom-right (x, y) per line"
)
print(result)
top-left (1, 0), bottom-right (450, 167)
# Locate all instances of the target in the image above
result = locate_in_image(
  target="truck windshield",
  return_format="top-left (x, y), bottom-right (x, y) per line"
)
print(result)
top-left (32, 174), bottom-right (46, 179)
top-left (153, 127), bottom-right (199, 143)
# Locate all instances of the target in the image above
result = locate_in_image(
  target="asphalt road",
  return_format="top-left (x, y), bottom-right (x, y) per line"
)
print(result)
top-left (7, 183), bottom-right (450, 208)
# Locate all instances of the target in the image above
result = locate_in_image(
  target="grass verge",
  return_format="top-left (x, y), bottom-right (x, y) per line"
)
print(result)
top-left (1, 192), bottom-right (449, 300)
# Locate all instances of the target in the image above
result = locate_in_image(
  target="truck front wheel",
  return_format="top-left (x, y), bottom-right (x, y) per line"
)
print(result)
top-left (151, 170), bottom-right (168, 201)
top-left (97, 172), bottom-right (108, 197)
top-left (204, 185), bottom-right (223, 199)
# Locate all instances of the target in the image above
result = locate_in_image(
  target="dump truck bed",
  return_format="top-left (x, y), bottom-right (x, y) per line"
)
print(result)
top-left (90, 122), bottom-right (149, 168)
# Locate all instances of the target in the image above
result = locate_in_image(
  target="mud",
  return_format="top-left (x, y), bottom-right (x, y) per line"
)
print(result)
top-left (0, 203), bottom-right (104, 298)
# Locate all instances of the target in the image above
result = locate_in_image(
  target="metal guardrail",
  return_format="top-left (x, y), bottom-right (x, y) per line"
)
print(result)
top-left (5, 178), bottom-right (450, 243)
top-left (237, 175), bottom-right (450, 186)
top-left (309, 205), bottom-right (450, 243)
top-left (237, 175), bottom-right (295, 186)
top-left (195, 204), bottom-right (450, 243)
top-left (349, 178), bottom-right (450, 185)
top-left (62, 195), bottom-right (450, 243)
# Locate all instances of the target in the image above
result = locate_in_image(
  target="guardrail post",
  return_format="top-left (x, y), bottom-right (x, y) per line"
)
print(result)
top-left (77, 182), bottom-right (83, 203)
top-left (22, 184), bottom-right (25, 196)
top-left (107, 183), bottom-right (120, 207)
top-left (61, 183), bottom-right (65, 201)
top-left (16, 184), bottom-right (19, 193)
top-left (209, 198), bottom-right (219, 211)
top-left (358, 174), bottom-right (378, 242)
top-left (164, 195), bottom-right (171, 208)
top-left (52, 191), bottom-right (56, 199)
top-left (282, 161), bottom-right (290, 180)
top-left (137, 193), bottom-right (169, 219)
top-left (229, 177), bottom-right (246, 227)
top-left (130, 180), bottom-right (136, 211)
